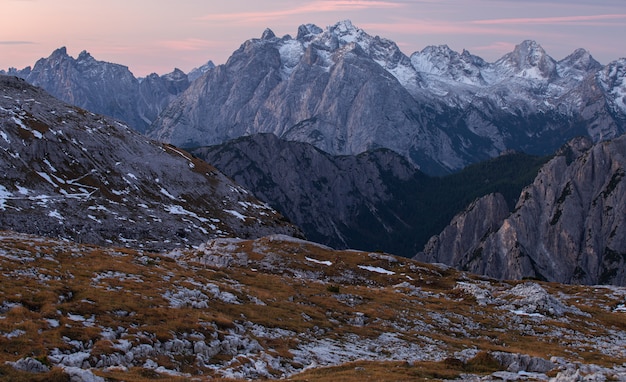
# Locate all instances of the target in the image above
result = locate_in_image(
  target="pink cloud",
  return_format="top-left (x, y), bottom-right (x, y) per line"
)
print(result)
top-left (158, 39), bottom-right (219, 52)
top-left (360, 21), bottom-right (529, 37)
top-left (474, 14), bottom-right (626, 26)
top-left (196, 1), bottom-right (404, 23)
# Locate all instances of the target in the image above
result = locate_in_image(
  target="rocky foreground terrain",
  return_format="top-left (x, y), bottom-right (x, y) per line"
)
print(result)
top-left (0, 231), bottom-right (625, 381)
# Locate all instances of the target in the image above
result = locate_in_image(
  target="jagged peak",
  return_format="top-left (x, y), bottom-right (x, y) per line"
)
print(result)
top-left (163, 68), bottom-right (187, 80)
top-left (331, 19), bottom-right (357, 31)
top-left (261, 28), bottom-right (276, 40)
top-left (50, 46), bottom-right (68, 58)
top-left (77, 50), bottom-right (94, 62)
top-left (497, 40), bottom-right (557, 79)
top-left (510, 40), bottom-right (551, 62)
top-left (296, 23), bottom-right (323, 40)
top-left (420, 44), bottom-right (456, 56)
top-left (558, 48), bottom-right (601, 73)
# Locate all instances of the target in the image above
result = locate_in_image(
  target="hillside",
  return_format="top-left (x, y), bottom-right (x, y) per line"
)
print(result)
top-left (193, 134), bottom-right (547, 257)
top-left (0, 231), bottom-right (624, 381)
top-left (0, 75), bottom-right (300, 250)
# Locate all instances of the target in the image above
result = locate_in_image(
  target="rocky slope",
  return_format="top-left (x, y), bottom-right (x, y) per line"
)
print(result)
top-left (192, 133), bottom-right (425, 254)
top-left (0, 231), bottom-right (624, 381)
top-left (2, 48), bottom-right (194, 133)
top-left (416, 135), bottom-right (626, 286)
top-left (0, 75), bottom-right (300, 250)
top-left (149, 20), bottom-right (626, 175)
top-left (193, 134), bottom-right (546, 257)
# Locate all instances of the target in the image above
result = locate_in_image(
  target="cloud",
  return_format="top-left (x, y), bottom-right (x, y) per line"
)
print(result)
top-left (0, 41), bottom-right (35, 45)
top-left (360, 20), bottom-right (528, 37)
top-left (196, 1), bottom-right (405, 23)
top-left (473, 14), bottom-right (626, 26)
top-left (158, 39), bottom-right (218, 52)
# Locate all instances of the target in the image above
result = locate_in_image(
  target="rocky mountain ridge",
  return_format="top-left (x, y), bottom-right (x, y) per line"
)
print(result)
top-left (1, 48), bottom-right (215, 133)
top-left (416, 135), bottom-right (626, 286)
top-left (0, 75), bottom-right (300, 250)
top-left (193, 133), bottom-right (547, 257)
top-left (149, 20), bottom-right (626, 175)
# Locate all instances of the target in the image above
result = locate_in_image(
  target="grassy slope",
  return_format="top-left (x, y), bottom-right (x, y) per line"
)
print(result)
top-left (0, 231), bottom-right (624, 381)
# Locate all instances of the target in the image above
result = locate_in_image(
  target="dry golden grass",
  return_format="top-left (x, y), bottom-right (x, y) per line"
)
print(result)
top-left (0, 231), bottom-right (624, 381)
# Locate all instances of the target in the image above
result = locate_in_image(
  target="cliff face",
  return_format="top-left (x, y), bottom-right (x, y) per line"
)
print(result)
top-left (417, 135), bottom-right (626, 285)
top-left (7, 48), bottom-right (190, 132)
top-left (417, 193), bottom-right (510, 266)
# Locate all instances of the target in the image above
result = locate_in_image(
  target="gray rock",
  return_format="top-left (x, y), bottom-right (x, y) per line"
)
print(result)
top-left (417, 135), bottom-right (626, 285)
top-left (6, 357), bottom-right (50, 373)
top-left (9, 47), bottom-right (190, 133)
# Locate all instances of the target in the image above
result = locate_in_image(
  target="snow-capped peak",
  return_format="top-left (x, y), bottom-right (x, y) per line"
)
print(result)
top-left (410, 45), bottom-right (487, 86)
top-left (495, 40), bottom-right (557, 80)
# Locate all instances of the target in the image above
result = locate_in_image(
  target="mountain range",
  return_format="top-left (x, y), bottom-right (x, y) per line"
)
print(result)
top-left (191, 133), bottom-right (547, 257)
top-left (5, 20), bottom-right (625, 176)
top-left (0, 19), bottom-right (626, 382)
top-left (1, 47), bottom-right (215, 134)
top-left (1, 20), bottom-right (625, 286)
top-left (149, 20), bottom-right (626, 175)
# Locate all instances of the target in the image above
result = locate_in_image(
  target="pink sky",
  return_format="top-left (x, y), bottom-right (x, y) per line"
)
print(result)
top-left (1, 0), bottom-right (625, 76)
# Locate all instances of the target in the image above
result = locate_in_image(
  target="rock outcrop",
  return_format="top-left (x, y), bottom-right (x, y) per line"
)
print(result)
top-left (417, 135), bottom-right (626, 285)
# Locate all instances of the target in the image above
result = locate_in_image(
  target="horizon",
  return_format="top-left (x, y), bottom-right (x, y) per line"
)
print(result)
top-left (1, 1), bottom-right (625, 77)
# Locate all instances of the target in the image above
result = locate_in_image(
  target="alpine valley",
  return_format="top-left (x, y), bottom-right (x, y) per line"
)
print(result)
top-left (0, 19), bottom-right (626, 381)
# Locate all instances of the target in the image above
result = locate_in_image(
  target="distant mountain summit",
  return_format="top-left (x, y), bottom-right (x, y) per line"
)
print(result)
top-left (2, 48), bottom-right (196, 133)
top-left (149, 20), bottom-right (626, 175)
top-left (0, 75), bottom-right (300, 249)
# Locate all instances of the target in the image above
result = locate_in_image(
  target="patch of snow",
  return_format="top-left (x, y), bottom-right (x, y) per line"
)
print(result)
top-left (164, 204), bottom-right (209, 223)
top-left (4, 329), bottom-right (25, 339)
top-left (279, 40), bottom-right (304, 78)
top-left (305, 257), bottom-right (332, 266)
top-left (358, 265), bottom-right (395, 275)
top-left (225, 209), bottom-right (247, 220)
top-left (511, 309), bottom-right (545, 318)
top-left (36, 171), bottom-right (58, 187)
top-left (48, 210), bottom-right (64, 221)
top-left (160, 187), bottom-right (177, 200)
top-left (87, 215), bottom-right (102, 224)
top-left (43, 158), bottom-right (57, 172)
top-left (0, 185), bottom-right (10, 210)
top-left (0, 130), bottom-right (9, 143)
top-left (12, 116), bottom-right (43, 138)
